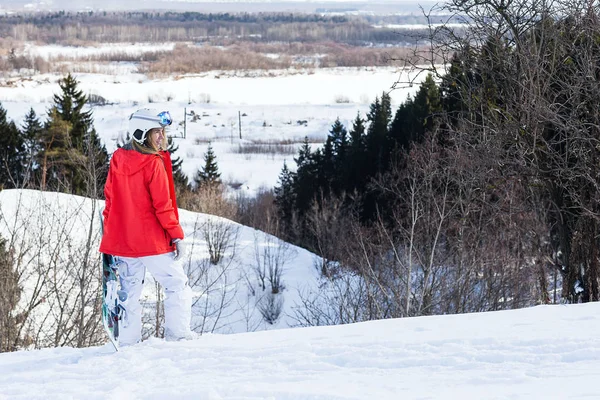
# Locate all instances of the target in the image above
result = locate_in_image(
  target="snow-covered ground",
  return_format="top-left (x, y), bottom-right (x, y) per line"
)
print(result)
top-left (0, 65), bottom-right (425, 195)
top-left (1, 301), bottom-right (599, 399)
top-left (0, 189), bottom-right (321, 337)
top-left (23, 43), bottom-right (177, 61)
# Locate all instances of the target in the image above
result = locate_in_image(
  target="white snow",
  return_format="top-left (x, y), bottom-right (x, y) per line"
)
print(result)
top-left (1, 301), bottom-right (599, 399)
top-left (373, 23), bottom-right (468, 30)
top-left (23, 43), bottom-right (177, 61)
top-left (0, 189), bottom-right (321, 336)
top-left (0, 65), bottom-right (425, 195)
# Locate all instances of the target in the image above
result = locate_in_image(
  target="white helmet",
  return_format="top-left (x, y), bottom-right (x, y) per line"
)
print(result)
top-left (128, 109), bottom-right (172, 144)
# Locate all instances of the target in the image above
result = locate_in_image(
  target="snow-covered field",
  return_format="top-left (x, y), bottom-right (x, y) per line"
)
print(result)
top-left (1, 301), bottom-right (599, 399)
top-left (23, 43), bottom-right (177, 61)
top-left (0, 64), bottom-right (425, 194)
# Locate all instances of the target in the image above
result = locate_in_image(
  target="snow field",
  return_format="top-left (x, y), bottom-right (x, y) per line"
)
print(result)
top-left (1, 302), bottom-right (599, 399)
top-left (0, 66), bottom-right (423, 194)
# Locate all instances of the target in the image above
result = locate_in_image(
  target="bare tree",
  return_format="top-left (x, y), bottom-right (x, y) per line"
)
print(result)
top-left (0, 227), bottom-right (21, 352)
top-left (0, 190), bottom-right (105, 350)
top-left (257, 292), bottom-right (284, 325)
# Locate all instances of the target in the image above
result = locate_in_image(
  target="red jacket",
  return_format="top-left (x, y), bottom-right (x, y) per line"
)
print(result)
top-left (100, 147), bottom-right (184, 257)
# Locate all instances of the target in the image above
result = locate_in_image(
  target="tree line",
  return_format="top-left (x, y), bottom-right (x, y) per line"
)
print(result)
top-left (0, 10), bottom-right (438, 45)
top-left (274, 0), bottom-right (600, 321)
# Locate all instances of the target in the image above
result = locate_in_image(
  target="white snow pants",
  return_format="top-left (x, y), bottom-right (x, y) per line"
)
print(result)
top-left (117, 253), bottom-right (193, 346)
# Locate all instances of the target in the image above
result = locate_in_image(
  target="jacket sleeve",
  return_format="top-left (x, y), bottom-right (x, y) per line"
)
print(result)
top-left (148, 157), bottom-right (184, 241)
top-left (102, 163), bottom-right (113, 225)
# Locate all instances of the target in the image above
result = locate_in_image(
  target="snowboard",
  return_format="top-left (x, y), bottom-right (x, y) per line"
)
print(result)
top-left (99, 209), bottom-right (127, 351)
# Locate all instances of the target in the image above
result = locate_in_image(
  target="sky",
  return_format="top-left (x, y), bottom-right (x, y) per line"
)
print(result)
top-left (0, 294), bottom-right (598, 399)
top-left (1, 0), bottom-right (437, 13)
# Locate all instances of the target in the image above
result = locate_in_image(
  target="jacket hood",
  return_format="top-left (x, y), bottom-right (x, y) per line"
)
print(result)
top-left (110, 146), bottom-right (160, 176)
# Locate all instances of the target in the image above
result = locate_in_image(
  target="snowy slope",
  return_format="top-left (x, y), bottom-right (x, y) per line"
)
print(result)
top-left (0, 189), bottom-right (321, 342)
top-left (1, 302), bottom-right (599, 399)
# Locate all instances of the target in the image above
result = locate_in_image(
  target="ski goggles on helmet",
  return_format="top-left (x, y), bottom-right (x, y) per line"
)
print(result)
top-left (157, 111), bottom-right (172, 127)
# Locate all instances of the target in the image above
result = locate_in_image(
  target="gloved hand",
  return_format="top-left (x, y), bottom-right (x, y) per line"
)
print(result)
top-left (173, 239), bottom-right (186, 261)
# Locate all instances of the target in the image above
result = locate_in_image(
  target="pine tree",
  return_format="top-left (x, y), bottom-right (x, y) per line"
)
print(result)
top-left (346, 112), bottom-right (367, 194)
top-left (293, 137), bottom-right (318, 215)
top-left (412, 74), bottom-right (442, 136)
top-left (320, 136), bottom-right (335, 195)
top-left (21, 108), bottom-right (43, 188)
top-left (329, 118), bottom-right (348, 158)
top-left (328, 118), bottom-right (348, 194)
top-left (50, 74), bottom-right (108, 195)
top-left (389, 96), bottom-right (415, 151)
top-left (274, 161), bottom-right (296, 237)
top-left (167, 136), bottom-right (189, 192)
top-left (0, 103), bottom-right (25, 189)
top-left (440, 51), bottom-right (471, 123)
top-left (349, 112), bottom-right (366, 154)
top-left (389, 74), bottom-right (442, 152)
top-left (194, 143), bottom-right (221, 189)
top-left (295, 136), bottom-right (312, 168)
top-left (53, 73), bottom-right (93, 150)
top-left (365, 92), bottom-right (392, 175)
top-left (39, 108), bottom-right (73, 191)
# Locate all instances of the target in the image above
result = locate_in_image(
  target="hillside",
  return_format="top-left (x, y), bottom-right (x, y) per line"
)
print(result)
top-left (0, 189), bottom-right (321, 348)
top-left (0, 301), bottom-right (599, 399)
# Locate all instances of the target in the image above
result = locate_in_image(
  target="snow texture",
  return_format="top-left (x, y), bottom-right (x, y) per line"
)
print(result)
top-left (0, 302), bottom-right (599, 399)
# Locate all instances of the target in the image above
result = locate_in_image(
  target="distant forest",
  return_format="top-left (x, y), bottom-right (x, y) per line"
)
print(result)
top-left (0, 11), bottom-right (461, 45)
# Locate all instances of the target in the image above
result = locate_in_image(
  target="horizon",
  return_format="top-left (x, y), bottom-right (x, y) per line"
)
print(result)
top-left (1, 0), bottom-right (441, 14)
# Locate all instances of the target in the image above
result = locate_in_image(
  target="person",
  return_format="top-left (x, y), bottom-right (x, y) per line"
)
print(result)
top-left (99, 108), bottom-right (195, 346)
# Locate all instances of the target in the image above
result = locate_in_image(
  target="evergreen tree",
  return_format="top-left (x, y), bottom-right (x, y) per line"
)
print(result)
top-left (39, 108), bottom-right (73, 191)
top-left (365, 92), bottom-right (392, 175)
top-left (349, 112), bottom-right (366, 155)
top-left (0, 103), bottom-right (25, 189)
top-left (50, 74), bottom-right (108, 195)
top-left (389, 96), bottom-right (416, 151)
top-left (194, 143), bottom-right (221, 188)
top-left (329, 118), bottom-right (348, 160)
top-left (440, 51), bottom-right (472, 124)
top-left (21, 108), bottom-right (43, 188)
top-left (320, 136), bottom-right (335, 196)
top-left (295, 136), bottom-right (312, 167)
top-left (53, 73), bottom-right (93, 150)
top-left (274, 161), bottom-right (296, 237)
top-left (412, 74), bottom-right (442, 136)
top-left (167, 136), bottom-right (189, 192)
top-left (389, 74), bottom-right (443, 153)
top-left (328, 118), bottom-right (349, 194)
top-left (346, 112), bottom-right (367, 194)
top-left (293, 137), bottom-right (319, 215)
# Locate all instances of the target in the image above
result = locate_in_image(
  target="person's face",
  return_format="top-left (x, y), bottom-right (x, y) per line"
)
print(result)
top-left (149, 128), bottom-right (164, 149)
